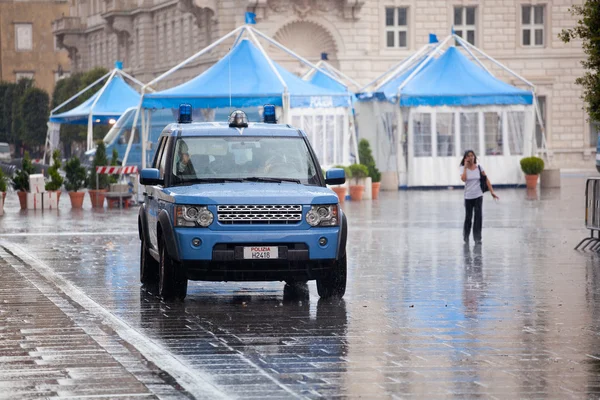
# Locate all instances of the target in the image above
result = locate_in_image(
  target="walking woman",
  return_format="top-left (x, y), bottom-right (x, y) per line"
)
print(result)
top-left (460, 150), bottom-right (499, 244)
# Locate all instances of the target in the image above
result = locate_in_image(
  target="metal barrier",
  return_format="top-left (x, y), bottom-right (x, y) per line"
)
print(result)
top-left (575, 177), bottom-right (600, 250)
top-left (0, 162), bottom-right (16, 176)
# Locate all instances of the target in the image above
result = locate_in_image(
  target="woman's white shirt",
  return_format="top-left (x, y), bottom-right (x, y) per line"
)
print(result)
top-left (460, 164), bottom-right (484, 199)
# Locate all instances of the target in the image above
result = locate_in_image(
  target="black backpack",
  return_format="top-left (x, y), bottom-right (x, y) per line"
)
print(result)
top-left (478, 166), bottom-right (489, 193)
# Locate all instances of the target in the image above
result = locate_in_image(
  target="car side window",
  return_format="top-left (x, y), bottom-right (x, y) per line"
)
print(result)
top-left (159, 137), bottom-right (171, 177)
top-left (153, 137), bottom-right (167, 169)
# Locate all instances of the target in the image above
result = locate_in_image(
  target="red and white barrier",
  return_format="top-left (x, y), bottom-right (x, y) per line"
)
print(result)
top-left (95, 166), bottom-right (138, 175)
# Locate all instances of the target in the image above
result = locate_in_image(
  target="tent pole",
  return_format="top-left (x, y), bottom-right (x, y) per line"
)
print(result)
top-left (246, 27), bottom-right (288, 91)
top-left (458, 36), bottom-right (536, 89)
top-left (250, 27), bottom-right (349, 90)
top-left (86, 69), bottom-right (118, 151)
top-left (397, 35), bottom-right (453, 94)
top-left (118, 69), bottom-right (153, 91)
top-left (322, 61), bottom-right (362, 90)
top-left (231, 26), bottom-right (247, 48)
top-left (360, 44), bottom-right (432, 92)
top-left (50, 71), bottom-right (111, 114)
top-left (146, 25), bottom-right (245, 88)
top-left (301, 60), bottom-right (323, 80)
top-left (373, 44), bottom-right (435, 91)
top-left (453, 35), bottom-right (493, 76)
top-left (122, 89), bottom-right (145, 167)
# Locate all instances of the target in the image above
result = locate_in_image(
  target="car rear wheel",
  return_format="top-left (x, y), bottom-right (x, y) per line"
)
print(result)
top-left (159, 237), bottom-right (188, 301)
top-left (140, 239), bottom-right (159, 285)
top-left (316, 254), bottom-right (347, 298)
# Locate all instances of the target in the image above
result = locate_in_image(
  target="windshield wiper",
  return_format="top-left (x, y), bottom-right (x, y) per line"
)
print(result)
top-left (243, 176), bottom-right (301, 184)
top-left (176, 178), bottom-right (244, 185)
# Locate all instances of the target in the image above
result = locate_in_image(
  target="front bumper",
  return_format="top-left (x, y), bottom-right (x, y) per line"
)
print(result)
top-left (174, 228), bottom-right (341, 282)
top-left (174, 227), bottom-right (340, 261)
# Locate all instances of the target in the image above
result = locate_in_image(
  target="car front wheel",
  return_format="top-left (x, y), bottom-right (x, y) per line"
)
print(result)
top-left (159, 237), bottom-right (188, 301)
top-left (316, 254), bottom-right (347, 298)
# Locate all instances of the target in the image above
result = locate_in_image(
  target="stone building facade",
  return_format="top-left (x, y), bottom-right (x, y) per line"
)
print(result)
top-left (0, 0), bottom-right (71, 95)
top-left (52, 0), bottom-right (590, 168)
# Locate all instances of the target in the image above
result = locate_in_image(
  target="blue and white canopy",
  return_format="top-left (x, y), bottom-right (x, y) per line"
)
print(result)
top-left (142, 39), bottom-right (351, 109)
top-left (359, 46), bottom-right (533, 107)
top-left (49, 75), bottom-right (141, 124)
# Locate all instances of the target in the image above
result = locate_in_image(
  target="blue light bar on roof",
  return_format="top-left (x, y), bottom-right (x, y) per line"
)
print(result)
top-left (263, 104), bottom-right (276, 124)
top-left (178, 104), bottom-right (192, 123)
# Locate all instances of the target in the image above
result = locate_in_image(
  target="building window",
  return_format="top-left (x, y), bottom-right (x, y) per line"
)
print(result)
top-left (522, 4), bottom-right (545, 47)
top-left (15, 23), bottom-right (33, 51)
top-left (454, 6), bottom-right (476, 45)
top-left (15, 72), bottom-right (34, 81)
top-left (535, 96), bottom-right (546, 149)
top-left (385, 7), bottom-right (408, 48)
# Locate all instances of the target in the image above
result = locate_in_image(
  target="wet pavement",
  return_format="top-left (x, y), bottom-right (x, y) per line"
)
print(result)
top-left (1, 173), bottom-right (600, 398)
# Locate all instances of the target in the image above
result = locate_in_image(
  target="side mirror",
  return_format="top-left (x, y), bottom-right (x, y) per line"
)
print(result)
top-left (140, 168), bottom-right (163, 186)
top-left (325, 168), bottom-right (345, 185)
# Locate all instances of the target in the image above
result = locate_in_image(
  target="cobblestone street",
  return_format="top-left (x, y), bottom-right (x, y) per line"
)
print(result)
top-left (0, 173), bottom-right (599, 398)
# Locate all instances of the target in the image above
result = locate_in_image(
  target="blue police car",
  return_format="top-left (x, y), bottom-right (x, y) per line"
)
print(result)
top-left (138, 105), bottom-right (348, 301)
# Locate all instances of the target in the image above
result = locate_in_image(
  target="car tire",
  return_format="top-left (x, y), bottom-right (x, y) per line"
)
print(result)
top-left (140, 239), bottom-right (159, 285)
top-left (159, 237), bottom-right (188, 301)
top-left (316, 254), bottom-right (347, 299)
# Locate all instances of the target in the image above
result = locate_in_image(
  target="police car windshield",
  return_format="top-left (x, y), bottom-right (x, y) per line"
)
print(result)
top-left (172, 136), bottom-right (319, 185)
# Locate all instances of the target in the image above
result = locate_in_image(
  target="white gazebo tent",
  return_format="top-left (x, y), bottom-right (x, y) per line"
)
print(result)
top-left (46, 63), bottom-right (146, 162)
top-left (356, 34), bottom-right (547, 188)
top-left (124, 20), bottom-right (357, 170)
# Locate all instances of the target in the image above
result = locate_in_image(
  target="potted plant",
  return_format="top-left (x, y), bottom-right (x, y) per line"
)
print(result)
top-left (45, 149), bottom-right (64, 206)
top-left (11, 151), bottom-right (35, 209)
top-left (0, 168), bottom-right (7, 213)
top-left (520, 156), bottom-right (545, 189)
top-left (348, 163), bottom-right (368, 201)
top-left (358, 139), bottom-right (382, 200)
top-left (64, 156), bottom-right (87, 208)
top-left (329, 165), bottom-right (349, 203)
top-left (88, 140), bottom-right (110, 208)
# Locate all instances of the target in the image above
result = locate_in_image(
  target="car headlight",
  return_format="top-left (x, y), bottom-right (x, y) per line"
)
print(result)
top-left (175, 205), bottom-right (213, 227)
top-left (306, 204), bottom-right (339, 227)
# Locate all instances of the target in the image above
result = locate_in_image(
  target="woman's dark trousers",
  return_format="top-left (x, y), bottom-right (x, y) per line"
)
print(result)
top-left (463, 196), bottom-right (483, 242)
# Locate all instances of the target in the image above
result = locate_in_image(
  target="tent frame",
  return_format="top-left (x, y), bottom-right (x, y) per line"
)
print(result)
top-left (124, 24), bottom-right (358, 169)
top-left (45, 65), bottom-right (147, 162)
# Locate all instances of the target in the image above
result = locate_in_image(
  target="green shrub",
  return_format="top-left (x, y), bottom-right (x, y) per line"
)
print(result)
top-left (520, 156), bottom-right (545, 175)
top-left (348, 163), bottom-right (368, 184)
top-left (0, 168), bottom-right (7, 192)
top-left (358, 139), bottom-right (381, 183)
top-left (88, 140), bottom-right (110, 190)
top-left (64, 156), bottom-right (87, 192)
top-left (109, 148), bottom-right (119, 185)
top-left (45, 149), bottom-right (64, 191)
top-left (11, 151), bottom-right (35, 191)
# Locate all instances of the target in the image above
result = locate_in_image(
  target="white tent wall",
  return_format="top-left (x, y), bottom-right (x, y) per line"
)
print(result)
top-left (290, 107), bottom-right (350, 168)
top-left (354, 101), bottom-right (399, 189)
top-left (404, 105), bottom-right (534, 187)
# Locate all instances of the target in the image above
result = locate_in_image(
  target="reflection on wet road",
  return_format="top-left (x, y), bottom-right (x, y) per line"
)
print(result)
top-left (1, 175), bottom-right (600, 398)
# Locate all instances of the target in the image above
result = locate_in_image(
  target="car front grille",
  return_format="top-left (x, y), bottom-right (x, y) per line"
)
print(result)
top-left (217, 205), bottom-right (303, 224)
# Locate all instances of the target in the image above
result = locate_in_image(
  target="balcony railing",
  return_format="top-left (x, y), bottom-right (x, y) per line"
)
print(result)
top-left (52, 17), bottom-right (83, 34)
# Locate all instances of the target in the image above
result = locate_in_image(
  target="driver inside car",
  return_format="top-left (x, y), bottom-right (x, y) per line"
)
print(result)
top-left (176, 140), bottom-right (195, 177)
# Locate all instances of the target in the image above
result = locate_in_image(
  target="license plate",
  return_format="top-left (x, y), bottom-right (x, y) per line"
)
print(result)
top-left (243, 246), bottom-right (279, 259)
